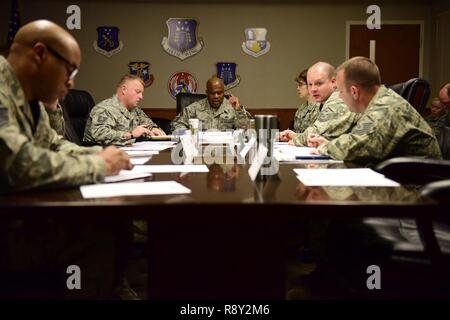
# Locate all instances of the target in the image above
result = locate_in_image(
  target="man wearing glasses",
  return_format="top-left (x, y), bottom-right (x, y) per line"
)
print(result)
top-left (0, 20), bottom-right (134, 299)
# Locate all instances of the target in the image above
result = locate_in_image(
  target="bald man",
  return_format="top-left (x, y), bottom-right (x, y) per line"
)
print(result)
top-left (308, 57), bottom-right (441, 165)
top-left (170, 76), bottom-right (252, 131)
top-left (284, 62), bottom-right (359, 146)
top-left (0, 19), bottom-right (131, 190)
top-left (84, 74), bottom-right (165, 146)
top-left (0, 20), bottom-right (134, 299)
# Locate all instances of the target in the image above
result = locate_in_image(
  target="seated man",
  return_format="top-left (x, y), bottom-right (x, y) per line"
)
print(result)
top-left (283, 62), bottom-right (359, 146)
top-left (83, 74), bottom-right (165, 146)
top-left (0, 20), bottom-right (132, 299)
top-left (170, 76), bottom-right (252, 131)
top-left (308, 56), bottom-right (442, 165)
top-left (279, 68), bottom-right (321, 141)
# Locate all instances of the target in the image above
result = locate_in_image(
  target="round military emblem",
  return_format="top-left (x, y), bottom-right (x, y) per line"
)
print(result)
top-left (167, 71), bottom-right (198, 99)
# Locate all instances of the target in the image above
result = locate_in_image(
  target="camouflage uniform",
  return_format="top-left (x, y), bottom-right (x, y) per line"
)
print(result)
top-left (171, 98), bottom-right (252, 131)
top-left (317, 85), bottom-right (442, 165)
top-left (293, 91), bottom-right (359, 146)
top-left (83, 95), bottom-right (158, 146)
top-left (425, 110), bottom-right (448, 138)
top-left (0, 56), bottom-right (105, 191)
top-left (45, 104), bottom-right (65, 136)
top-left (293, 100), bottom-right (321, 133)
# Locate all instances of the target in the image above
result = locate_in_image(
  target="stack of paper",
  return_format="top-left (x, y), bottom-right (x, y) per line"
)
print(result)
top-left (200, 131), bottom-right (234, 144)
top-left (80, 181), bottom-right (191, 199)
top-left (131, 164), bottom-right (209, 173)
top-left (294, 168), bottom-right (400, 187)
top-left (104, 170), bottom-right (152, 183)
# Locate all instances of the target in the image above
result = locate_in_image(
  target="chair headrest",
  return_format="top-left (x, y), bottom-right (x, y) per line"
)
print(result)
top-left (61, 89), bottom-right (95, 118)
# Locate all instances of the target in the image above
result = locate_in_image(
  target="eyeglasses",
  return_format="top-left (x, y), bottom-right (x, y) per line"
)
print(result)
top-left (46, 46), bottom-right (78, 81)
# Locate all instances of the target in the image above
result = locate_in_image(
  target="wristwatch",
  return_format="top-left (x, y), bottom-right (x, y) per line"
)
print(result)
top-left (130, 132), bottom-right (134, 139)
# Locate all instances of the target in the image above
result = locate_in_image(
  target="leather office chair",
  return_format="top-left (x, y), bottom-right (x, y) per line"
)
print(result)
top-left (176, 92), bottom-right (206, 115)
top-left (374, 157), bottom-right (450, 185)
top-left (315, 158), bottom-right (450, 298)
top-left (387, 78), bottom-right (431, 116)
top-left (60, 89), bottom-right (96, 145)
top-left (151, 117), bottom-right (172, 134)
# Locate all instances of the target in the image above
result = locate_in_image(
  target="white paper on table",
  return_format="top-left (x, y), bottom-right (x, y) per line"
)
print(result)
top-left (200, 131), bottom-right (234, 144)
top-left (248, 144), bottom-right (268, 181)
top-left (125, 150), bottom-right (159, 157)
top-left (130, 141), bottom-right (176, 150)
top-left (103, 170), bottom-right (152, 183)
top-left (121, 145), bottom-right (172, 152)
top-left (294, 168), bottom-right (400, 187)
top-left (131, 164), bottom-right (209, 173)
top-left (80, 181), bottom-right (191, 198)
top-left (130, 157), bottom-right (151, 165)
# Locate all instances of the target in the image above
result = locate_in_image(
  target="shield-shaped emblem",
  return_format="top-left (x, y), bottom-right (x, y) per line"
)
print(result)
top-left (128, 62), bottom-right (155, 87)
top-left (242, 28), bottom-right (270, 58)
top-left (161, 18), bottom-right (204, 60)
top-left (216, 62), bottom-right (241, 90)
top-left (93, 26), bottom-right (123, 57)
top-left (167, 71), bottom-right (198, 99)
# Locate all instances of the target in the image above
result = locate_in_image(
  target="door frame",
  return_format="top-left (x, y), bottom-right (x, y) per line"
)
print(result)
top-left (345, 20), bottom-right (424, 78)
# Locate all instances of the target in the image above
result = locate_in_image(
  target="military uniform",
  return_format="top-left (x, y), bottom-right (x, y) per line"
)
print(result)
top-left (45, 104), bottom-right (65, 136)
top-left (0, 55), bottom-right (128, 299)
top-left (0, 56), bottom-right (105, 191)
top-left (293, 100), bottom-right (321, 133)
top-left (425, 110), bottom-right (448, 138)
top-left (170, 98), bottom-right (252, 131)
top-left (83, 95), bottom-right (159, 146)
top-left (317, 85), bottom-right (442, 165)
top-left (293, 91), bottom-right (359, 146)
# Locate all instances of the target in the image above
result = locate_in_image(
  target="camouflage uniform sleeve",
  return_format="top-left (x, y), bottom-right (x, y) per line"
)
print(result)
top-left (293, 99), bottom-right (359, 146)
top-left (0, 104), bottom-right (105, 191)
top-left (317, 111), bottom-right (440, 162)
top-left (234, 106), bottom-right (252, 129)
top-left (44, 104), bottom-right (65, 136)
top-left (136, 108), bottom-right (158, 129)
top-left (292, 126), bottom-right (318, 146)
top-left (170, 104), bottom-right (194, 131)
top-left (84, 107), bottom-right (133, 146)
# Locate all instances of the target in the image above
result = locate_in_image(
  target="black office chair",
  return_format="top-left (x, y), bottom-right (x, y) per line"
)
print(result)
top-left (387, 78), bottom-right (431, 116)
top-left (176, 92), bottom-right (206, 115)
top-left (312, 158), bottom-right (450, 298)
top-left (374, 157), bottom-right (450, 185)
top-left (151, 117), bottom-right (172, 135)
top-left (60, 89), bottom-right (96, 145)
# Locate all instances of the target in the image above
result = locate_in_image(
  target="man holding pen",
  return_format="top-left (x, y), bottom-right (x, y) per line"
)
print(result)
top-left (84, 74), bottom-right (166, 146)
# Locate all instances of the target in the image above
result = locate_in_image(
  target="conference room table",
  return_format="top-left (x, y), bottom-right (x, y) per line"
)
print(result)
top-left (0, 146), bottom-right (439, 299)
